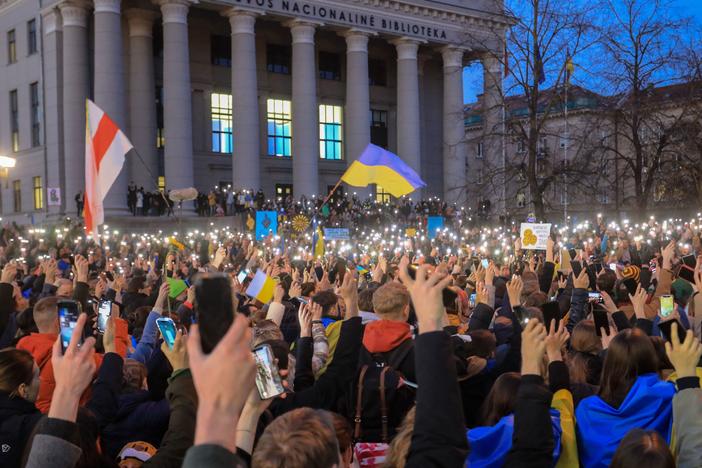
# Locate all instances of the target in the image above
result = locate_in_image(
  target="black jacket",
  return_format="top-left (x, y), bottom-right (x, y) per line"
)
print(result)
top-left (406, 331), bottom-right (468, 468)
top-left (0, 392), bottom-right (43, 468)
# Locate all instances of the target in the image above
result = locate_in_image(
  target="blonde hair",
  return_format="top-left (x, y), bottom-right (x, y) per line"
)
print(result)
top-left (382, 406), bottom-right (416, 468)
top-left (372, 282), bottom-right (410, 318)
top-left (252, 408), bottom-right (339, 468)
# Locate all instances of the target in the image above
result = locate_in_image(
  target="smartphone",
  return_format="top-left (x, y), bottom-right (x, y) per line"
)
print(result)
top-left (295, 296), bottom-right (309, 305)
top-left (588, 292), bottom-right (604, 304)
top-left (58, 300), bottom-right (82, 353)
top-left (481, 258), bottom-right (490, 269)
top-left (659, 319), bottom-right (684, 343)
top-left (253, 344), bottom-right (286, 399)
top-left (594, 263), bottom-right (603, 274)
top-left (660, 294), bottom-right (674, 318)
top-left (541, 301), bottom-right (561, 331)
top-left (681, 254), bottom-right (696, 268)
top-left (469, 293), bottom-right (476, 308)
top-left (512, 306), bottom-right (530, 327)
top-left (156, 317), bottom-right (177, 349)
top-left (97, 300), bottom-right (112, 333)
top-left (195, 274), bottom-right (234, 354)
top-left (237, 269), bottom-right (249, 283)
top-left (622, 278), bottom-right (638, 296)
top-left (593, 308), bottom-right (610, 337)
top-left (609, 263), bottom-right (617, 272)
top-left (571, 261), bottom-right (583, 278)
top-left (568, 249), bottom-right (577, 261)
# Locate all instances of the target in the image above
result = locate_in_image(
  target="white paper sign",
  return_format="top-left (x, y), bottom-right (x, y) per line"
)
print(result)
top-left (47, 188), bottom-right (61, 206)
top-left (520, 223), bottom-right (552, 250)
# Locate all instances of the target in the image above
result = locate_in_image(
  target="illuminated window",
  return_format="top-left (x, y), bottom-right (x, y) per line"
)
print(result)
top-left (267, 99), bottom-right (292, 157)
top-left (9, 90), bottom-right (19, 152)
top-left (276, 184), bottom-right (293, 197)
top-left (319, 104), bottom-right (343, 160)
top-left (33, 176), bottom-right (43, 210)
top-left (13, 180), bottom-right (21, 213)
top-left (158, 176), bottom-right (165, 192)
top-left (7, 29), bottom-right (16, 64)
top-left (211, 93), bottom-right (232, 153)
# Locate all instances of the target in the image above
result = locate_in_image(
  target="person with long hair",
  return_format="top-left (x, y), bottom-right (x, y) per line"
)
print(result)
top-left (0, 348), bottom-right (42, 468)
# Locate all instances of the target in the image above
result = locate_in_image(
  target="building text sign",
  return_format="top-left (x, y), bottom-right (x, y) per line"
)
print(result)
top-left (229, 0), bottom-right (453, 42)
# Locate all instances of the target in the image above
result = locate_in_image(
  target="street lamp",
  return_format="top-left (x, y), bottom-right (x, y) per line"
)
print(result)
top-left (0, 155), bottom-right (16, 188)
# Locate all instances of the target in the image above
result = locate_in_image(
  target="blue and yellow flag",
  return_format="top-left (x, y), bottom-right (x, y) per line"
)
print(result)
top-left (341, 144), bottom-right (426, 197)
top-left (312, 218), bottom-right (325, 258)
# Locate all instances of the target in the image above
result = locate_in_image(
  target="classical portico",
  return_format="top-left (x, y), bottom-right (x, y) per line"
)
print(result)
top-left (36, 0), bottom-right (508, 212)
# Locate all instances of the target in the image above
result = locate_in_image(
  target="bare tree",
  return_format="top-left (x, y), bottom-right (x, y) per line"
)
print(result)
top-left (595, 0), bottom-right (696, 212)
top-left (464, 0), bottom-right (602, 220)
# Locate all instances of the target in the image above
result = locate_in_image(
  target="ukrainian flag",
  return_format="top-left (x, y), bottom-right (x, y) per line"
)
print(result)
top-left (341, 144), bottom-right (426, 197)
top-left (313, 221), bottom-right (325, 259)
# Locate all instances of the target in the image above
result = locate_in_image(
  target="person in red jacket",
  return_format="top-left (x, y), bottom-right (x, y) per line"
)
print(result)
top-left (16, 296), bottom-right (127, 413)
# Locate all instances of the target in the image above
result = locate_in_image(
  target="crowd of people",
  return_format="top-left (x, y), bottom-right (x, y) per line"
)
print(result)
top-left (0, 207), bottom-right (701, 468)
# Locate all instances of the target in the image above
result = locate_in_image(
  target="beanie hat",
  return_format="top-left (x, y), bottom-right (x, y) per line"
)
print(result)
top-left (118, 441), bottom-right (157, 463)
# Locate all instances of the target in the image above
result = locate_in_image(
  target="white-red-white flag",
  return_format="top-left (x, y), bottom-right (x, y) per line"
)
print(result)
top-left (84, 99), bottom-right (132, 237)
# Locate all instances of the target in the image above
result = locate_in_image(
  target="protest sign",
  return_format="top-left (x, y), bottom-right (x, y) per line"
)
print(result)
top-left (427, 216), bottom-right (444, 239)
top-left (520, 223), bottom-right (552, 250)
top-left (323, 227), bottom-right (350, 240)
top-left (255, 211), bottom-right (278, 240)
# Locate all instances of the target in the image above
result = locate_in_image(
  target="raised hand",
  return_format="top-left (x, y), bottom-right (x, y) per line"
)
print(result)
top-left (521, 319), bottom-right (547, 376)
top-left (628, 284), bottom-right (648, 319)
top-left (398, 259), bottom-right (452, 334)
top-left (544, 320), bottom-right (569, 363)
top-left (573, 268), bottom-right (589, 289)
top-left (0, 262), bottom-right (17, 284)
top-left (162, 330), bottom-right (188, 372)
top-left (664, 322), bottom-right (702, 379)
top-left (298, 303), bottom-right (312, 338)
top-left (506, 275), bottom-right (523, 308)
top-left (154, 282), bottom-right (170, 314)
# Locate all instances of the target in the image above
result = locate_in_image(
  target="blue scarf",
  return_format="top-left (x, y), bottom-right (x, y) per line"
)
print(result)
top-left (466, 409), bottom-right (562, 467)
top-left (575, 373), bottom-right (675, 468)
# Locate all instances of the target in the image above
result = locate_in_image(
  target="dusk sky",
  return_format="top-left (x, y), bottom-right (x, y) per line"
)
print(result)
top-left (462, 0), bottom-right (702, 103)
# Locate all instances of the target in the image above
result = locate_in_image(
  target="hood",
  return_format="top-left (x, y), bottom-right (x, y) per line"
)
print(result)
top-left (116, 390), bottom-right (153, 418)
top-left (362, 320), bottom-right (412, 354)
top-left (0, 392), bottom-right (40, 417)
top-left (16, 333), bottom-right (57, 363)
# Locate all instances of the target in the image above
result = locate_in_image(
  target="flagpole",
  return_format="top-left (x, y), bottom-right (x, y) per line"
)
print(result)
top-left (563, 79), bottom-right (569, 227)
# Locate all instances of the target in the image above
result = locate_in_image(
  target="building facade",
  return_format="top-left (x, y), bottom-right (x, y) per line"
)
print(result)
top-left (0, 0), bottom-right (508, 223)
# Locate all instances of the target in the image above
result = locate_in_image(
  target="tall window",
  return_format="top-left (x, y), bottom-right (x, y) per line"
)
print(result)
top-left (10, 90), bottom-right (19, 152)
top-left (13, 180), bottom-right (21, 213)
top-left (7, 29), bottom-right (16, 63)
top-left (33, 176), bottom-right (43, 209)
top-left (267, 44), bottom-right (291, 74)
top-left (376, 186), bottom-right (391, 203)
top-left (476, 142), bottom-right (483, 159)
top-left (211, 93), bottom-right (232, 153)
top-left (266, 99), bottom-right (292, 157)
top-left (370, 109), bottom-right (388, 149)
top-left (369, 59), bottom-right (387, 86)
top-left (27, 20), bottom-right (37, 54)
top-left (211, 35), bottom-right (231, 67)
top-left (319, 52), bottom-right (341, 80)
top-left (319, 105), bottom-right (343, 160)
top-left (156, 86), bottom-right (164, 148)
top-left (30, 82), bottom-right (40, 146)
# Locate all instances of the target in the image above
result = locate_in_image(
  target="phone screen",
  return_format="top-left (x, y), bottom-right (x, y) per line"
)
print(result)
top-left (97, 300), bottom-right (112, 333)
top-left (481, 258), bottom-right (489, 269)
top-left (58, 301), bottom-right (81, 352)
top-left (660, 295), bottom-right (674, 318)
top-left (593, 308), bottom-right (610, 337)
top-left (588, 292), bottom-right (603, 303)
top-left (237, 270), bottom-right (248, 283)
top-left (513, 306), bottom-right (530, 327)
top-left (609, 263), bottom-right (617, 272)
top-left (156, 318), bottom-right (177, 348)
top-left (295, 296), bottom-right (309, 305)
top-left (469, 293), bottom-right (476, 308)
top-left (253, 344), bottom-right (285, 399)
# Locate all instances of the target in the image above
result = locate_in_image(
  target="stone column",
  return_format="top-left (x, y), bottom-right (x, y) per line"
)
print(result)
top-left (157, 0), bottom-right (194, 191)
top-left (393, 38), bottom-right (422, 199)
top-left (58, 1), bottom-right (89, 217)
top-left (94, 0), bottom-right (128, 213)
top-left (289, 20), bottom-right (319, 197)
top-left (442, 47), bottom-right (466, 205)
top-left (42, 9), bottom-right (64, 215)
top-left (226, 9), bottom-right (260, 192)
top-left (126, 9), bottom-right (158, 190)
top-left (482, 53), bottom-right (503, 215)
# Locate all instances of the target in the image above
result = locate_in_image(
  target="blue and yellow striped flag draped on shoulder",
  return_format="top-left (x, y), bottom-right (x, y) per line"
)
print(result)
top-left (341, 144), bottom-right (426, 197)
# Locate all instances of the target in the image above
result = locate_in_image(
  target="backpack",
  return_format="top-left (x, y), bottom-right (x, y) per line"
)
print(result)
top-left (348, 339), bottom-right (416, 443)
